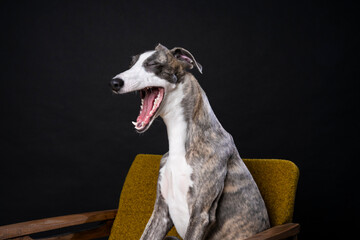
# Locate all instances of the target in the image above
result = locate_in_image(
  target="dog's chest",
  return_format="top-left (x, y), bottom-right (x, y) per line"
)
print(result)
top-left (159, 154), bottom-right (193, 238)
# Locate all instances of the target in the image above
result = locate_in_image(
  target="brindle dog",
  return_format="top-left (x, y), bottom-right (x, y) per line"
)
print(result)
top-left (110, 44), bottom-right (270, 240)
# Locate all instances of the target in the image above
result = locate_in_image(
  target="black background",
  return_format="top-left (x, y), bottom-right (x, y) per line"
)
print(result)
top-left (0, 1), bottom-right (358, 239)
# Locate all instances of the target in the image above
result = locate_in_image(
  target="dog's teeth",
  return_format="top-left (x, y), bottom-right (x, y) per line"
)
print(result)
top-left (140, 98), bottom-right (144, 110)
top-left (132, 121), bottom-right (137, 126)
top-left (135, 122), bottom-right (144, 130)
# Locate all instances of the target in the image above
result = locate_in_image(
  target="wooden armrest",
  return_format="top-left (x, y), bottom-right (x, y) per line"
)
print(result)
top-left (0, 209), bottom-right (117, 240)
top-left (244, 223), bottom-right (300, 240)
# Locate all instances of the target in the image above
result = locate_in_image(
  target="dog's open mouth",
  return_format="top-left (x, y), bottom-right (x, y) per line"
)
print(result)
top-left (132, 87), bottom-right (165, 132)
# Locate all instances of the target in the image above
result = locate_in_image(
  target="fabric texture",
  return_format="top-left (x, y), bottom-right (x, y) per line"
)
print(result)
top-left (109, 154), bottom-right (299, 240)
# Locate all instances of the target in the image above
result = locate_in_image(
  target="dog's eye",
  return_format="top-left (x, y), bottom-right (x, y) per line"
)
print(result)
top-left (145, 61), bottom-right (160, 67)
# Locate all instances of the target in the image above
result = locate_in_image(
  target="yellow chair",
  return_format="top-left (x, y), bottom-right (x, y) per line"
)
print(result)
top-left (0, 154), bottom-right (300, 240)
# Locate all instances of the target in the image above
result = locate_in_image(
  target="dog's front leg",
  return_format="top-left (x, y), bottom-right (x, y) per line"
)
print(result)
top-left (140, 193), bottom-right (173, 240)
top-left (184, 168), bottom-right (226, 240)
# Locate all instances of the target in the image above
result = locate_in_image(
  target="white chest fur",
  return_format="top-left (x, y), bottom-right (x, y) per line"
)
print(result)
top-left (159, 83), bottom-right (193, 238)
top-left (159, 155), bottom-right (193, 238)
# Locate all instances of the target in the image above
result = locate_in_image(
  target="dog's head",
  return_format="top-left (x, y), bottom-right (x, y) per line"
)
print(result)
top-left (110, 44), bottom-right (202, 133)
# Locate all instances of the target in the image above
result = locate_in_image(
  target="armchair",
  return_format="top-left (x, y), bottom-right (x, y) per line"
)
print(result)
top-left (0, 154), bottom-right (300, 240)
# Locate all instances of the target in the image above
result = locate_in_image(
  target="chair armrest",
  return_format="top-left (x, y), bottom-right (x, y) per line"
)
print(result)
top-left (0, 209), bottom-right (117, 240)
top-left (244, 223), bottom-right (300, 240)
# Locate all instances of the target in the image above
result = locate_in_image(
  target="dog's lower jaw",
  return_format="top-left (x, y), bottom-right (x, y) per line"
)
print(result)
top-left (132, 87), bottom-right (165, 133)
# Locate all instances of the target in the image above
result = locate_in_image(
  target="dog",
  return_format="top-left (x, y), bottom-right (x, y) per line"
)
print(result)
top-left (110, 44), bottom-right (270, 240)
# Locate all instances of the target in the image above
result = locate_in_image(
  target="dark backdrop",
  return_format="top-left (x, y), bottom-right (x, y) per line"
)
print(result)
top-left (0, 1), bottom-right (357, 239)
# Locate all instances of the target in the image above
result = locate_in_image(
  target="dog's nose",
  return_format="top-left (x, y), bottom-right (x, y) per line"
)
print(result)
top-left (110, 78), bottom-right (124, 92)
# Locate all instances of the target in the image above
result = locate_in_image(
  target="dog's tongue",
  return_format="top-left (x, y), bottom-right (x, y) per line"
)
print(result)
top-left (135, 88), bottom-right (163, 129)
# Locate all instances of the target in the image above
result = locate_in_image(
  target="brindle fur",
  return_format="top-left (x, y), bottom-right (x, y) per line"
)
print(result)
top-left (126, 45), bottom-right (270, 240)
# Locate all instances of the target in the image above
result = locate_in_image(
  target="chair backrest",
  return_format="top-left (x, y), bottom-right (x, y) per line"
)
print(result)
top-left (109, 154), bottom-right (299, 240)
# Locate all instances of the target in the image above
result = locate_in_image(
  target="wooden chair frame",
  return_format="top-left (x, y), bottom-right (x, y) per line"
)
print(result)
top-left (0, 209), bottom-right (299, 240)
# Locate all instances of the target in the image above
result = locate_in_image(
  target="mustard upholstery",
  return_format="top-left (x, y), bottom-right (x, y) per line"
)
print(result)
top-left (109, 154), bottom-right (299, 240)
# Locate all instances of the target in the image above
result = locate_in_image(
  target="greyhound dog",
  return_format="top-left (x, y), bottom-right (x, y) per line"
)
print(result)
top-left (110, 44), bottom-right (270, 240)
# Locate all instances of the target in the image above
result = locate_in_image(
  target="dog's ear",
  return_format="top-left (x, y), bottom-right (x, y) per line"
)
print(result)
top-left (170, 47), bottom-right (203, 74)
top-left (154, 43), bottom-right (171, 64)
top-left (155, 43), bottom-right (170, 52)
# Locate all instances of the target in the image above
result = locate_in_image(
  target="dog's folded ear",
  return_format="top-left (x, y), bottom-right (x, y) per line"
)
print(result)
top-left (155, 43), bottom-right (169, 52)
top-left (170, 47), bottom-right (203, 74)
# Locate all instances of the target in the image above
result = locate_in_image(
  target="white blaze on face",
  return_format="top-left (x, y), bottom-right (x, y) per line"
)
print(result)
top-left (114, 51), bottom-right (163, 94)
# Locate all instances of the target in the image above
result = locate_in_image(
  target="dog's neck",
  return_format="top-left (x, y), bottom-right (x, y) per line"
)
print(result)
top-left (160, 74), bottom-right (221, 156)
top-left (160, 81), bottom-right (188, 157)
top-left (162, 112), bottom-right (187, 157)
